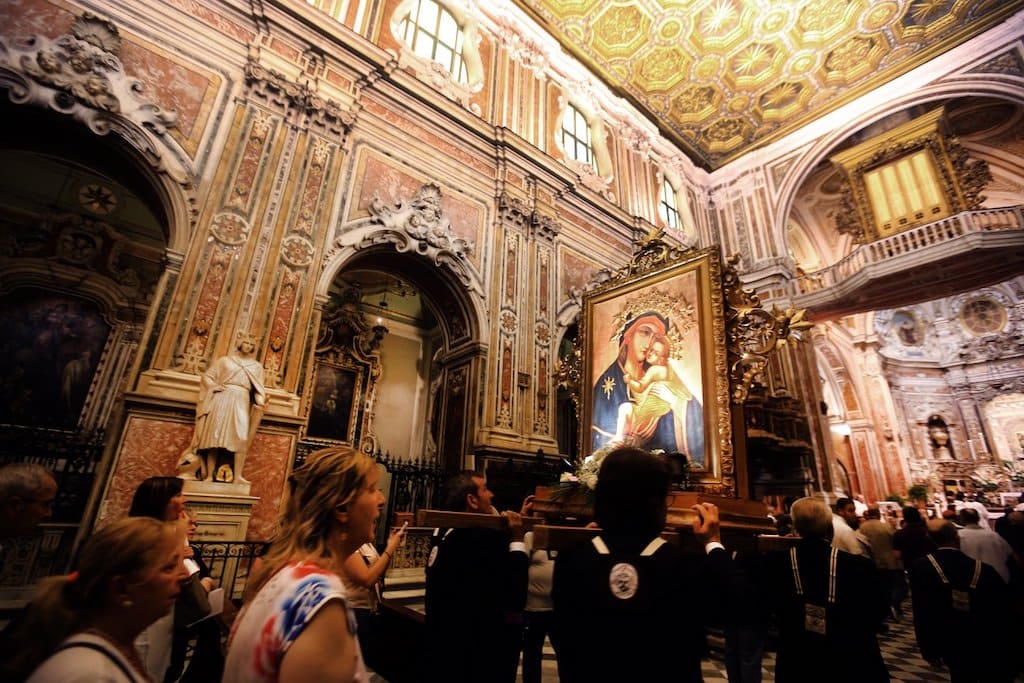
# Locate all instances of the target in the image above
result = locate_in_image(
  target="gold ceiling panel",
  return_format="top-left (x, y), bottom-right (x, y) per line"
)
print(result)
top-left (632, 45), bottom-right (691, 92)
top-left (592, 5), bottom-right (653, 57)
top-left (512, 0), bottom-right (1023, 169)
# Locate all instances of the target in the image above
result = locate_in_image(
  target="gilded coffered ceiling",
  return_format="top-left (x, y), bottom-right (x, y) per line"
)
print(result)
top-left (512, 0), bottom-right (1024, 170)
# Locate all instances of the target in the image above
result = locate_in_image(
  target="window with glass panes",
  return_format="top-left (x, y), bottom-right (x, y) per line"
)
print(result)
top-left (398, 0), bottom-right (468, 83)
top-left (659, 180), bottom-right (680, 229)
top-left (561, 105), bottom-right (595, 169)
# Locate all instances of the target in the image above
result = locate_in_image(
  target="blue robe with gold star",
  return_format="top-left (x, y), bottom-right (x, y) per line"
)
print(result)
top-left (590, 361), bottom-right (705, 465)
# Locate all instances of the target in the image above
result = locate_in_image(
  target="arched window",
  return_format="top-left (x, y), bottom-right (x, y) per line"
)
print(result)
top-left (561, 104), bottom-right (596, 170)
top-left (659, 180), bottom-right (680, 229)
top-left (397, 0), bottom-right (468, 83)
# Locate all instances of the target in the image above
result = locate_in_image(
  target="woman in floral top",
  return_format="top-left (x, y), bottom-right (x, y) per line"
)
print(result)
top-left (223, 447), bottom-right (385, 683)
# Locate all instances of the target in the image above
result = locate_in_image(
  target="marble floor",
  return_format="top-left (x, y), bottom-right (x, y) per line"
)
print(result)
top-left (368, 605), bottom-right (1024, 682)
top-left (514, 608), bottom-right (954, 682)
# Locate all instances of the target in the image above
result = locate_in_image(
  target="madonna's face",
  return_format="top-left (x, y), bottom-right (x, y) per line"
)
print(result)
top-left (628, 324), bottom-right (657, 364)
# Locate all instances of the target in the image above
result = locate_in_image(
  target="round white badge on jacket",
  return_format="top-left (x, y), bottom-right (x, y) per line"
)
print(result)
top-left (609, 562), bottom-right (638, 599)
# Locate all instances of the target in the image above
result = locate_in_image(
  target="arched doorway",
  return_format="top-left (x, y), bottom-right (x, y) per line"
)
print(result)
top-left (312, 247), bottom-right (481, 475)
top-left (0, 101), bottom-right (174, 591)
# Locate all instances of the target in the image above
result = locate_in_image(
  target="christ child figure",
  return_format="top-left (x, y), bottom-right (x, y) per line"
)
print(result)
top-left (613, 338), bottom-right (675, 444)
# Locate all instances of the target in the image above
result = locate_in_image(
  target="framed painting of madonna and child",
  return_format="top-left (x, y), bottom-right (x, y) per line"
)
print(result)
top-left (580, 245), bottom-right (733, 494)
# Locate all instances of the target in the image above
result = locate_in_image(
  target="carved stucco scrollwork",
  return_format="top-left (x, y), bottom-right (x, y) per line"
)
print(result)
top-left (498, 192), bottom-right (562, 241)
top-left (243, 56), bottom-right (356, 137)
top-left (448, 366), bottom-right (467, 395)
top-left (313, 288), bottom-right (386, 452)
top-left (335, 183), bottom-right (484, 298)
top-left (500, 309), bottom-right (517, 334)
top-left (210, 212), bottom-right (251, 246)
top-left (0, 13), bottom-right (194, 193)
top-left (957, 332), bottom-right (1024, 363)
top-left (722, 254), bottom-right (813, 404)
top-left (491, 15), bottom-right (549, 77)
top-left (280, 235), bottom-right (315, 268)
top-left (971, 378), bottom-right (1024, 402)
top-left (498, 193), bottom-right (532, 232)
top-left (948, 137), bottom-right (993, 209)
top-left (317, 287), bottom-right (389, 362)
top-left (535, 321), bottom-right (551, 345)
top-left (48, 214), bottom-right (148, 299)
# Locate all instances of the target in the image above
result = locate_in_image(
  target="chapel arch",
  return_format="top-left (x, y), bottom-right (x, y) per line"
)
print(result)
top-left (316, 245), bottom-right (483, 473)
top-left (0, 95), bottom-right (180, 593)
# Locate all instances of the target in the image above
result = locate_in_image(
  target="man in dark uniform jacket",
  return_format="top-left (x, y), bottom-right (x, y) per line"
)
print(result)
top-left (423, 470), bottom-right (527, 683)
top-left (765, 496), bottom-right (889, 682)
top-left (909, 519), bottom-right (1013, 683)
top-left (551, 447), bottom-right (740, 682)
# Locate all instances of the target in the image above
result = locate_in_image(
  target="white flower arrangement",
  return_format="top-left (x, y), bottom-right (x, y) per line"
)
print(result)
top-left (560, 456), bottom-right (601, 491)
top-left (553, 443), bottom-right (616, 499)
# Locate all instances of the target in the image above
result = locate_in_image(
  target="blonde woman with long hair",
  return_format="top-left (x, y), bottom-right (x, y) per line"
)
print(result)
top-left (222, 447), bottom-right (384, 683)
top-left (2, 517), bottom-right (187, 682)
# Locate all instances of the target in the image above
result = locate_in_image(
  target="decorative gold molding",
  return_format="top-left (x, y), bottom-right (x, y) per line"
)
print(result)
top-left (831, 108), bottom-right (992, 243)
top-left (722, 255), bottom-right (813, 404)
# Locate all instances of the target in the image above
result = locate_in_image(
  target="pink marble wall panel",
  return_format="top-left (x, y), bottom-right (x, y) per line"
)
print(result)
top-left (184, 246), bottom-right (231, 357)
top-left (120, 41), bottom-right (213, 140)
top-left (3, 0), bottom-right (73, 41)
top-left (101, 417), bottom-right (193, 525)
top-left (560, 250), bottom-right (601, 300)
top-left (361, 99), bottom-right (493, 176)
top-left (243, 432), bottom-right (293, 541)
top-left (102, 415), bottom-right (293, 541)
top-left (325, 67), bottom-right (353, 90)
top-left (270, 37), bottom-right (300, 63)
top-left (442, 198), bottom-right (483, 269)
top-left (354, 154), bottom-right (484, 269)
top-left (164, 0), bottom-right (255, 44)
top-left (266, 270), bottom-right (302, 385)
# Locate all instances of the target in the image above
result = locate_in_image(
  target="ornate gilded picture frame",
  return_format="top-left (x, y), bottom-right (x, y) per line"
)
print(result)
top-left (306, 362), bottom-right (362, 444)
top-left (580, 245), bottom-right (733, 495)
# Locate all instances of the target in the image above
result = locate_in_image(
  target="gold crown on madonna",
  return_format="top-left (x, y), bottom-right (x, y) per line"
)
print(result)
top-left (608, 288), bottom-right (695, 360)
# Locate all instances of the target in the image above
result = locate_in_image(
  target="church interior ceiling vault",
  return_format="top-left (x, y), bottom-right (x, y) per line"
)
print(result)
top-left (511, 0), bottom-right (1024, 170)
top-left (786, 96), bottom-right (1024, 320)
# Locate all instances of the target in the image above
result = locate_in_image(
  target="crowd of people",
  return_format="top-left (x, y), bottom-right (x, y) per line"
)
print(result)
top-left (1, 451), bottom-right (1024, 682)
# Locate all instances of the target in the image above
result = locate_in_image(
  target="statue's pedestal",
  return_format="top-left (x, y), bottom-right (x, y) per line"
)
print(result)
top-left (184, 480), bottom-right (259, 542)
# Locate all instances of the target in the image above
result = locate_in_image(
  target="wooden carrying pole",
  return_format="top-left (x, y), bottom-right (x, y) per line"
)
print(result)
top-left (415, 509), bottom-right (546, 531)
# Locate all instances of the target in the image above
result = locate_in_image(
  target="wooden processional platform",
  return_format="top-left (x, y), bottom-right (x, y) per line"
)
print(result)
top-left (416, 486), bottom-right (784, 554)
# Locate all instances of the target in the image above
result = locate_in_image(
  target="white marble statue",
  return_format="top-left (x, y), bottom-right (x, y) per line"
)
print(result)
top-left (180, 334), bottom-right (266, 484)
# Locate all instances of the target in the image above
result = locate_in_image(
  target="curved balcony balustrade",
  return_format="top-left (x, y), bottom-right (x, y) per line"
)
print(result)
top-left (792, 206), bottom-right (1024, 319)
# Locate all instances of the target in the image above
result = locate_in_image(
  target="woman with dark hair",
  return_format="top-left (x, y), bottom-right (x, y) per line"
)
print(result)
top-left (551, 447), bottom-right (736, 682)
top-left (223, 446), bottom-right (384, 683)
top-left (128, 477), bottom-right (189, 682)
top-left (128, 477), bottom-right (187, 522)
top-left (3, 516), bottom-right (187, 682)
